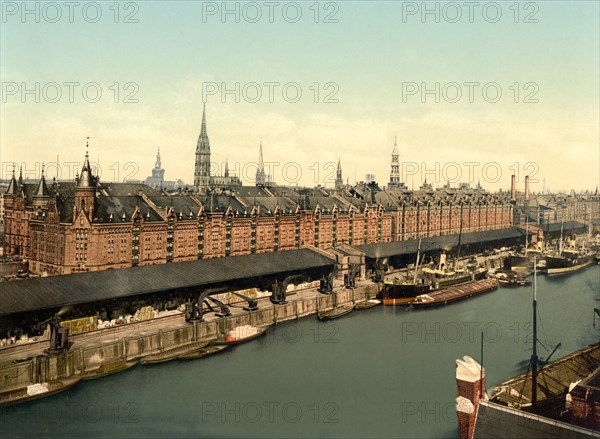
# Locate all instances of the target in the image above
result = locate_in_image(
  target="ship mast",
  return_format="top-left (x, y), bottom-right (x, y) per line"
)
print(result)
top-left (413, 238), bottom-right (422, 284)
top-left (559, 214), bottom-right (564, 254)
top-left (589, 206), bottom-right (593, 241)
top-left (525, 217), bottom-right (529, 254)
top-left (531, 256), bottom-right (538, 410)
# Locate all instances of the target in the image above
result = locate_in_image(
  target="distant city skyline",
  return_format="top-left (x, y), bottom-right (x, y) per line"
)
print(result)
top-left (1, 2), bottom-right (598, 192)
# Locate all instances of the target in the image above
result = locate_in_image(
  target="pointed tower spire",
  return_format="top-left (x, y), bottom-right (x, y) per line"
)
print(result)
top-left (78, 137), bottom-right (95, 188)
top-left (194, 103), bottom-right (211, 190)
top-left (389, 135), bottom-right (401, 189)
top-left (17, 166), bottom-right (23, 186)
top-left (224, 158), bottom-right (229, 178)
top-left (335, 158), bottom-right (343, 189)
top-left (155, 147), bottom-right (161, 169)
top-left (256, 139), bottom-right (266, 186)
top-left (200, 102), bottom-right (207, 138)
top-left (258, 138), bottom-right (264, 169)
top-left (34, 163), bottom-right (50, 197)
top-left (6, 165), bottom-right (17, 195)
top-left (151, 146), bottom-right (165, 183)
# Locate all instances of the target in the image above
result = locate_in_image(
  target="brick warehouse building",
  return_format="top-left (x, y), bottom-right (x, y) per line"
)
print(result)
top-left (2, 161), bottom-right (513, 275)
top-left (2, 106), bottom-right (513, 275)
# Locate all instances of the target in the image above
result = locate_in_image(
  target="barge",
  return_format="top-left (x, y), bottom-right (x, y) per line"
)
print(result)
top-left (411, 278), bottom-right (499, 308)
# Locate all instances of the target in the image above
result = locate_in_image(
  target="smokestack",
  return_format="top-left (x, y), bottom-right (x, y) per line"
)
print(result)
top-left (456, 356), bottom-right (486, 439)
top-left (524, 175), bottom-right (530, 201)
top-left (510, 175), bottom-right (516, 200)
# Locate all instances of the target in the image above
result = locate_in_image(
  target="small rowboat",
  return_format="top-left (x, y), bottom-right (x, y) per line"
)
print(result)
top-left (140, 340), bottom-right (210, 365)
top-left (354, 299), bottom-right (381, 310)
top-left (210, 325), bottom-right (267, 346)
top-left (318, 304), bottom-right (353, 320)
top-left (79, 358), bottom-right (138, 380)
top-left (178, 345), bottom-right (229, 360)
top-left (0, 376), bottom-right (81, 407)
top-left (497, 277), bottom-right (530, 287)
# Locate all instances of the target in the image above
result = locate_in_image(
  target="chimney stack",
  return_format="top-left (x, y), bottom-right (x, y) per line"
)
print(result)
top-left (510, 174), bottom-right (516, 200)
top-left (456, 356), bottom-right (486, 439)
top-left (524, 175), bottom-right (530, 201)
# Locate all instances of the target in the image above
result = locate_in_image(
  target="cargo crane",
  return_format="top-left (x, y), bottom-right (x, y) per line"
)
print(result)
top-left (186, 288), bottom-right (261, 322)
top-left (38, 313), bottom-right (70, 354)
top-left (205, 297), bottom-right (231, 318)
top-left (344, 264), bottom-right (360, 289)
top-left (318, 270), bottom-right (336, 294)
top-left (271, 273), bottom-right (308, 304)
top-left (373, 258), bottom-right (388, 283)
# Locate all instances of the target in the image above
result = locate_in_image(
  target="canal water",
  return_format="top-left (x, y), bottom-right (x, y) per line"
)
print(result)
top-left (2, 265), bottom-right (599, 439)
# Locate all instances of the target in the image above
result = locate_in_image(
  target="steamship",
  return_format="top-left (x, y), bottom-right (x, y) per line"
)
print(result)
top-left (545, 235), bottom-right (595, 274)
top-left (505, 221), bottom-right (546, 272)
top-left (505, 246), bottom-right (545, 272)
top-left (383, 253), bottom-right (488, 305)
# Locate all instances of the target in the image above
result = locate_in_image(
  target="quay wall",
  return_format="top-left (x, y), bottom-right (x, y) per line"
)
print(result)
top-left (0, 284), bottom-right (380, 390)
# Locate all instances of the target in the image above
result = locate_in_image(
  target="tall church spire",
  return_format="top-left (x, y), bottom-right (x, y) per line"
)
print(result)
top-left (335, 158), bottom-right (344, 189)
top-left (155, 147), bottom-right (162, 169)
top-left (388, 136), bottom-right (401, 189)
top-left (194, 103), bottom-right (212, 190)
top-left (151, 147), bottom-right (165, 181)
top-left (256, 138), bottom-right (266, 186)
top-left (200, 102), bottom-right (208, 138)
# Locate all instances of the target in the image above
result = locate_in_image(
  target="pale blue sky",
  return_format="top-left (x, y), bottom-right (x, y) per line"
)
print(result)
top-left (1, 1), bottom-right (598, 191)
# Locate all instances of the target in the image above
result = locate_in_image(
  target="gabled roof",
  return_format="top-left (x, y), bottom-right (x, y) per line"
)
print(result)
top-left (94, 195), bottom-right (163, 223)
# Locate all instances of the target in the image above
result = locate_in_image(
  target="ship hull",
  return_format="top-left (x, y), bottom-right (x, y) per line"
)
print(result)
top-left (383, 270), bottom-right (488, 305)
top-left (546, 254), bottom-right (594, 274)
top-left (411, 278), bottom-right (499, 308)
top-left (505, 255), bottom-right (530, 270)
top-left (382, 283), bottom-right (431, 305)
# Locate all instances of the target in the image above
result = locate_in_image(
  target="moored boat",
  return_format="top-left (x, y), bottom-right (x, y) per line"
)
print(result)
top-left (493, 271), bottom-right (531, 287)
top-left (79, 358), bottom-right (138, 380)
top-left (0, 376), bottom-right (81, 407)
top-left (411, 278), bottom-right (499, 308)
top-left (178, 345), bottom-right (229, 360)
top-left (209, 325), bottom-right (267, 346)
top-left (505, 248), bottom-right (545, 272)
top-left (545, 235), bottom-right (595, 274)
top-left (384, 252), bottom-right (488, 305)
top-left (505, 224), bottom-right (546, 272)
top-left (354, 299), bottom-right (381, 310)
top-left (317, 304), bottom-right (353, 320)
top-left (545, 253), bottom-right (594, 274)
top-left (140, 340), bottom-right (210, 365)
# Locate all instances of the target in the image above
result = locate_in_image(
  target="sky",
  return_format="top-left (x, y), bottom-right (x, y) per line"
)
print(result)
top-left (1, 0), bottom-right (599, 193)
